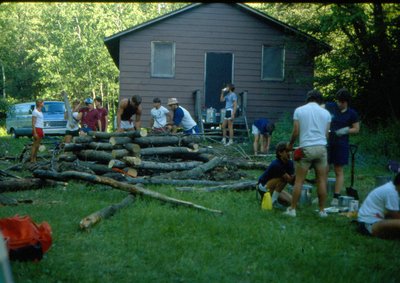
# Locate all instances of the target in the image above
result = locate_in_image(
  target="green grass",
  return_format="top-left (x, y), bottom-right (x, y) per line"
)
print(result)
top-left (1, 124), bottom-right (400, 283)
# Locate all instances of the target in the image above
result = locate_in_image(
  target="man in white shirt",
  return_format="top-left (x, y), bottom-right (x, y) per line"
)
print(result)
top-left (284, 90), bottom-right (331, 217)
top-left (167, 98), bottom-right (199, 135)
top-left (357, 173), bottom-right (400, 239)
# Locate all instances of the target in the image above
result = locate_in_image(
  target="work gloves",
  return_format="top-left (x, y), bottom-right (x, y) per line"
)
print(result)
top-left (335, 126), bottom-right (350, 137)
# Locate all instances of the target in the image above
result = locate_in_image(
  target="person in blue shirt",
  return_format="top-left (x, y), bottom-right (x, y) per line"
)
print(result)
top-left (220, 83), bottom-right (237, 146)
top-left (167, 97), bottom-right (199, 135)
top-left (325, 88), bottom-right (360, 206)
top-left (252, 118), bottom-right (275, 156)
top-left (257, 141), bottom-right (295, 209)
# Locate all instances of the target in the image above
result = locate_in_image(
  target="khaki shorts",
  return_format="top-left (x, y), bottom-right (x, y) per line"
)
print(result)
top-left (296, 145), bottom-right (327, 170)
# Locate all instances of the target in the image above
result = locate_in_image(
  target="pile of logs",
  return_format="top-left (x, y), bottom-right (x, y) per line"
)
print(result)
top-left (1, 129), bottom-right (271, 229)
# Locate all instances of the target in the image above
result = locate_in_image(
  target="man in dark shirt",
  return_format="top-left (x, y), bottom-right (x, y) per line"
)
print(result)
top-left (78, 98), bottom-right (101, 135)
top-left (257, 141), bottom-right (295, 208)
top-left (116, 95), bottom-right (142, 132)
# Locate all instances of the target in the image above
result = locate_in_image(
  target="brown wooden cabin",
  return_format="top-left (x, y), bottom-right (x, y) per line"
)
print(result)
top-left (104, 3), bottom-right (330, 137)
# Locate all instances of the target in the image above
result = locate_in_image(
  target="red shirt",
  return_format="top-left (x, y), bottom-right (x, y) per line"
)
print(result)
top-left (96, 107), bottom-right (108, 131)
top-left (79, 108), bottom-right (100, 131)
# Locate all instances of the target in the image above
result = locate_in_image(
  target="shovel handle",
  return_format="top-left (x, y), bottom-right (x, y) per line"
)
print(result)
top-left (349, 144), bottom-right (358, 156)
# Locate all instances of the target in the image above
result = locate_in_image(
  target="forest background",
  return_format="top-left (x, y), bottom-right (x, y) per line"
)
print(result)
top-left (0, 2), bottom-right (399, 125)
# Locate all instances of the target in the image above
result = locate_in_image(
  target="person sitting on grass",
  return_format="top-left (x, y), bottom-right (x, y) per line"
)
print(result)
top-left (357, 172), bottom-right (400, 239)
top-left (257, 141), bottom-right (295, 209)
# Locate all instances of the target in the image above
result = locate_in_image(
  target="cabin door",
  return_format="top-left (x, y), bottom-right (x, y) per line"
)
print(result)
top-left (204, 52), bottom-right (234, 109)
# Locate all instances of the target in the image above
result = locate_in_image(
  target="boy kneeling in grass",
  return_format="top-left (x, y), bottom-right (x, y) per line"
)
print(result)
top-left (257, 142), bottom-right (295, 209)
top-left (357, 172), bottom-right (400, 239)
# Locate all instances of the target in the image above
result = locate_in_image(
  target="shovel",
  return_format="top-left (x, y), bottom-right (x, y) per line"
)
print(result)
top-left (346, 144), bottom-right (359, 200)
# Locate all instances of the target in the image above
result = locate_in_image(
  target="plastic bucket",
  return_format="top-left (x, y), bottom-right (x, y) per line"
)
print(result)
top-left (206, 108), bottom-right (216, 123)
top-left (287, 184), bottom-right (312, 206)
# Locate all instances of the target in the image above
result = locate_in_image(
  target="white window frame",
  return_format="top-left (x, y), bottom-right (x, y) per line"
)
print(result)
top-left (151, 41), bottom-right (176, 78)
top-left (261, 45), bottom-right (285, 81)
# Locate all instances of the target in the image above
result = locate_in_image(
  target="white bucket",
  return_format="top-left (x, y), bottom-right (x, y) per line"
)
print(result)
top-left (206, 107), bottom-right (216, 123)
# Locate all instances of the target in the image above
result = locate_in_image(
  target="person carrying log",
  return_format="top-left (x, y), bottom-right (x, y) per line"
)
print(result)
top-left (64, 99), bottom-right (82, 143)
top-left (116, 95), bottom-right (142, 132)
top-left (167, 98), bottom-right (199, 135)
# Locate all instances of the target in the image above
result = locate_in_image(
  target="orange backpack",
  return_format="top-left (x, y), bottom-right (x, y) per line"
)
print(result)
top-left (0, 215), bottom-right (52, 261)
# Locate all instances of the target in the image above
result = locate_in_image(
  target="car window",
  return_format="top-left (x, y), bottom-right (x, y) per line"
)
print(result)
top-left (44, 103), bottom-right (65, 113)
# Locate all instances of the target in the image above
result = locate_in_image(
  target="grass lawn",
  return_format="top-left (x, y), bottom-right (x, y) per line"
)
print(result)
top-left (1, 134), bottom-right (399, 283)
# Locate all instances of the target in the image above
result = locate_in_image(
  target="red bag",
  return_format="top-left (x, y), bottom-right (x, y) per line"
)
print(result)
top-left (0, 215), bottom-right (52, 261)
top-left (293, 148), bottom-right (304, 161)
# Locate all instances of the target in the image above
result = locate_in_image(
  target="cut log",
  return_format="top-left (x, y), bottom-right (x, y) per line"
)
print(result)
top-left (123, 143), bottom-right (141, 155)
top-left (134, 135), bottom-right (200, 147)
top-left (0, 178), bottom-right (67, 192)
top-left (109, 136), bottom-right (133, 146)
top-left (63, 143), bottom-right (86, 152)
top-left (108, 159), bottom-right (127, 169)
top-left (78, 150), bottom-right (113, 163)
top-left (175, 180), bottom-right (257, 192)
top-left (79, 194), bottom-right (135, 230)
top-left (111, 149), bottom-right (130, 159)
top-left (140, 146), bottom-right (196, 156)
top-left (88, 129), bottom-right (147, 139)
top-left (73, 136), bottom-right (94, 143)
top-left (33, 170), bottom-right (222, 214)
top-left (126, 177), bottom-right (225, 186)
top-left (88, 142), bottom-right (122, 151)
top-left (160, 156), bottom-right (225, 180)
top-left (227, 159), bottom-right (269, 170)
top-left (58, 152), bottom-right (78, 162)
top-left (134, 160), bottom-right (203, 171)
top-left (122, 156), bottom-right (142, 166)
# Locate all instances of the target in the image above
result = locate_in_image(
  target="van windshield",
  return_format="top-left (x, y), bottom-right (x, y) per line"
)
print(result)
top-left (44, 103), bottom-right (64, 113)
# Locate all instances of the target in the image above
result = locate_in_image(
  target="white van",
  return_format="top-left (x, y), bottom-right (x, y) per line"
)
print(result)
top-left (6, 101), bottom-right (67, 138)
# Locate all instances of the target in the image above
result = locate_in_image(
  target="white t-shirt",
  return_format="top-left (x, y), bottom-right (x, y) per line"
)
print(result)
top-left (32, 108), bottom-right (44, 128)
top-left (358, 181), bottom-right (400, 224)
top-left (151, 106), bottom-right (169, 128)
top-left (66, 112), bottom-right (80, 131)
top-left (293, 102), bottom-right (331, 147)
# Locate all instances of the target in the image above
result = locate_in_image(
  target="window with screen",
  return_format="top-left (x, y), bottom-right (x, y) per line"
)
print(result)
top-left (261, 45), bottom-right (285, 81)
top-left (151, 41), bottom-right (175, 78)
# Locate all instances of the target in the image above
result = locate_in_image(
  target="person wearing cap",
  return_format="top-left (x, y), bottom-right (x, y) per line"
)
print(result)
top-left (150, 97), bottom-right (171, 133)
top-left (284, 89), bottom-right (331, 218)
top-left (116, 95), bottom-right (142, 132)
top-left (257, 141), bottom-right (295, 209)
top-left (357, 172), bottom-right (400, 239)
top-left (94, 96), bottom-right (108, 132)
top-left (325, 88), bottom-right (360, 206)
top-left (167, 98), bottom-right (199, 135)
top-left (77, 98), bottom-right (101, 135)
top-left (252, 118), bottom-right (275, 156)
top-left (220, 83), bottom-right (237, 145)
top-left (30, 98), bottom-right (44, 163)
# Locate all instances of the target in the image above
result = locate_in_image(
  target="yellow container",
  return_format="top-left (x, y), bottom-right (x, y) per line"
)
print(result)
top-left (261, 191), bottom-right (272, 210)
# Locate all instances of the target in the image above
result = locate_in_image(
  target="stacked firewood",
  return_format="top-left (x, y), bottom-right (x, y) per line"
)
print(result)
top-left (58, 129), bottom-right (218, 180)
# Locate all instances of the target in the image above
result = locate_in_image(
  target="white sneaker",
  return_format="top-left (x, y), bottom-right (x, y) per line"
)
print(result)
top-left (330, 198), bottom-right (339, 207)
top-left (227, 139), bottom-right (233, 146)
top-left (319, 211), bottom-right (328, 218)
top-left (221, 138), bottom-right (226, 145)
top-left (283, 207), bottom-right (296, 217)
